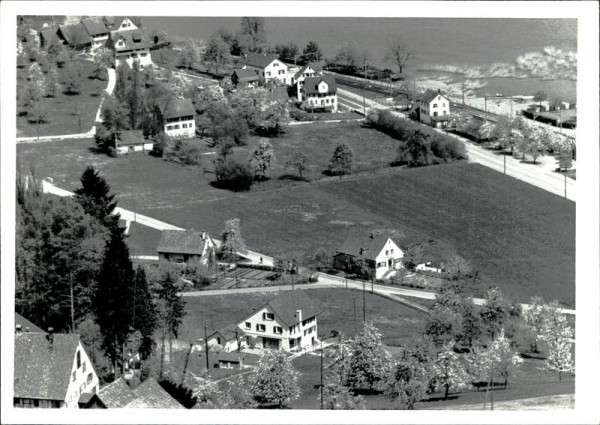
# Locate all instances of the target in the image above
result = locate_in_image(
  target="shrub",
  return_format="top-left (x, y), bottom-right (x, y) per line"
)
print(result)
top-left (431, 135), bottom-right (467, 161)
top-left (327, 143), bottom-right (353, 176)
top-left (290, 109), bottom-right (318, 122)
top-left (214, 159), bottom-right (254, 191)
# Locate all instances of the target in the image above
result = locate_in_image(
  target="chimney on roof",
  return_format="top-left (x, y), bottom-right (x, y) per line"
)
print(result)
top-left (46, 327), bottom-right (54, 346)
top-left (296, 310), bottom-right (303, 324)
top-left (201, 230), bottom-right (206, 241)
top-left (15, 324), bottom-right (22, 334)
top-left (438, 89), bottom-right (441, 94)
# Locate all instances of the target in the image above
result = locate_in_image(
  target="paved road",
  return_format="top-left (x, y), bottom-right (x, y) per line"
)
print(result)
top-left (17, 68), bottom-right (117, 143)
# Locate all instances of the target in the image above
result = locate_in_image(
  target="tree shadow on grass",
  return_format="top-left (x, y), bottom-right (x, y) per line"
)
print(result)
top-left (89, 92), bottom-right (100, 97)
top-left (519, 159), bottom-right (543, 165)
top-left (419, 394), bottom-right (460, 403)
top-left (209, 180), bottom-right (252, 192)
top-left (278, 174), bottom-right (309, 182)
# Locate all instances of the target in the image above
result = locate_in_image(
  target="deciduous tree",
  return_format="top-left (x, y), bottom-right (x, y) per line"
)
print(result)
top-left (385, 354), bottom-right (428, 409)
top-left (320, 382), bottom-right (366, 410)
top-left (62, 61), bottom-right (83, 95)
top-left (302, 41), bottom-right (322, 62)
top-left (44, 64), bottom-right (61, 97)
top-left (221, 217), bottom-right (247, 262)
top-left (250, 350), bottom-right (301, 408)
top-left (285, 152), bottom-right (310, 180)
top-left (430, 343), bottom-right (469, 399)
top-left (384, 36), bottom-right (415, 75)
top-left (479, 287), bottom-right (510, 340)
top-left (249, 139), bottom-right (275, 180)
top-left (202, 34), bottom-right (232, 74)
top-left (236, 17), bottom-right (266, 54)
top-left (178, 42), bottom-right (198, 70)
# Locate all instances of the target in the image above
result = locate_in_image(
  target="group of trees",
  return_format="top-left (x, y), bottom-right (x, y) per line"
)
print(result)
top-left (450, 111), bottom-right (575, 165)
top-left (367, 109), bottom-right (468, 167)
top-left (16, 166), bottom-right (185, 381)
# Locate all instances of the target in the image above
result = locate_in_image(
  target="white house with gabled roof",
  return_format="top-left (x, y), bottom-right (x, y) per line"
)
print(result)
top-left (239, 52), bottom-right (290, 85)
top-left (237, 290), bottom-right (320, 351)
top-left (411, 89), bottom-right (451, 128)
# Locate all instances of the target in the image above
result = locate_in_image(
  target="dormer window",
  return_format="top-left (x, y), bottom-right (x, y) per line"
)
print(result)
top-left (263, 312), bottom-right (275, 321)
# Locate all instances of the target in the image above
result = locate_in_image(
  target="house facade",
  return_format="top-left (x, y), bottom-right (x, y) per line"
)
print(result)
top-left (14, 329), bottom-right (100, 408)
top-left (333, 232), bottom-right (404, 280)
top-left (412, 89), bottom-right (451, 128)
top-left (157, 229), bottom-right (215, 264)
top-left (231, 68), bottom-right (260, 88)
top-left (159, 98), bottom-right (196, 138)
top-left (300, 76), bottom-right (338, 112)
top-left (237, 290), bottom-right (320, 352)
top-left (207, 324), bottom-right (243, 353)
top-left (108, 28), bottom-right (152, 68)
top-left (81, 18), bottom-right (110, 51)
top-left (240, 53), bottom-right (290, 85)
top-left (293, 62), bottom-right (324, 101)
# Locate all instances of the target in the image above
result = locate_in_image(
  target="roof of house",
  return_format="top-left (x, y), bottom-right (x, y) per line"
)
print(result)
top-left (242, 52), bottom-right (281, 69)
top-left (110, 29), bottom-right (152, 51)
top-left (104, 17), bottom-right (133, 30)
top-left (97, 378), bottom-right (138, 408)
top-left (157, 229), bottom-right (211, 255)
top-left (59, 23), bottom-right (92, 46)
top-left (81, 18), bottom-right (109, 36)
top-left (117, 130), bottom-right (146, 146)
top-left (39, 27), bottom-right (60, 44)
top-left (269, 86), bottom-right (289, 102)
top-left (15, 312), bottom-right (45, 333)
top-left (232, 68), bottom-right (260, 82)
top-left (302, 76), bottom-right (337, 94)
top-left (127, 378), bottom-right (183, 408)
top-left (336, 231), bottom-right (394, 261)
top-left (209, 323), bottom-right (240, 342)
top-left (264, 290), bottom-right (320, 327)
top-left (218, 351), bottom-right (246, 362)
top-left (422, 89), bottom-right (448, 104)
top-left (294, 62), bottom-right (323, 79)
top-left (14, 332), bottom-right (82, 401)
top-left (159, 98), bottom-right (195, 120)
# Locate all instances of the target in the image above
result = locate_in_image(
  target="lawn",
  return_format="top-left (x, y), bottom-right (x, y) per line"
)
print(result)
top-left (16, 58), bottom-right (107, 137)
top-left (179, 288), bottom-right (428, 346)
top-left (18, 130), bottom-right (575, 305)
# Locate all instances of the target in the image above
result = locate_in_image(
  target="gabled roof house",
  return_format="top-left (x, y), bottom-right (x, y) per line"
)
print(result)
top-left (231, 68), bottom-right (260, 88)
top-left (300, 75), bottom-right (338, 112)
top-left (239, 52), bottom-right (290, 85)
top-left (237, 290), bottom-right (320, 352)
top-left (158, 97), bottom-right (196, 138)
top-left (334, 231), bottom-right (404, 279)
top-left (14, 329), bottom-right (100, 408)
top-left (411, 89), bottom-right (451, 128)
top-left (157, 229), bottom-right (216, 265)
top-left (95, 377), bottom-right (183, 408)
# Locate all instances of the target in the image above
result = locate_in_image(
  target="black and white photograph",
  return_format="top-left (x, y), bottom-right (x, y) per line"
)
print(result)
top-left (1, 1), bottom-right (598, 423)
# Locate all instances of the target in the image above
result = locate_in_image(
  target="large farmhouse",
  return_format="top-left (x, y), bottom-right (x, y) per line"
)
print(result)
top-left (14, 328), bottom-right (100, 408)
top-left (237, 290), bottom-right (320, 351)
top-left (108, 29), bottom-right (153, 68)
top-left (334, 231), bottom-right (404, 279)
top-left (157, 229), bottom-right (216, 264)
top-left (411, 89), bottom-right (451, 128)
top-left (158, 98), bottom-right (196, 138)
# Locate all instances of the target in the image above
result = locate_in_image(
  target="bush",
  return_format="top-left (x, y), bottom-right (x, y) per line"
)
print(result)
top-left (290, 109), bottom-right (319, 122)
top-left (430, 135), bottom-right (468, 161)
top-left (214, 159), bottom-right (254, 191)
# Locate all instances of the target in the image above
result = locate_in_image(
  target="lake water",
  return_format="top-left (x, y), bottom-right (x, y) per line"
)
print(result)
top-left (144, 17), bottom-right (577, 100)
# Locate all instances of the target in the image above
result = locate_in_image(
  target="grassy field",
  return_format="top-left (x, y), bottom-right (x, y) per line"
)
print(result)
top-left (18, 128), bottom-right (575, 305)
top-left (179, 288), bottom-right (428, 346)
top-left (17, 59), bottom-right (106, 137)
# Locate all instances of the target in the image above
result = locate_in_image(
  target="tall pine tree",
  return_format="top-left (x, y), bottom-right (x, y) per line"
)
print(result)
top-left (74, 166), bottom-right (121, 233)
top-left (132, 265), bottom-right (158, 359)
top-left (93, 231), bottom-right (135, 374)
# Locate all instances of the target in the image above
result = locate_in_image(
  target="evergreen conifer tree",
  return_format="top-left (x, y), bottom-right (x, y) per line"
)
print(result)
top-left (74, 166), bottom-right (121, 233)
top-left (132, 265), bottom-right (158, 359)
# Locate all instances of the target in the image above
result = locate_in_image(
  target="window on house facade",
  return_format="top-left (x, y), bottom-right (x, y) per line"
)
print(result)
top-left (266, 72), bottom-right (271, 77)
top-left (166, 125), bottom-right (173, 130)
top-left (385, 250), bottom-right (389, 255)
top-left (274, 326), bottom-right (282, 334)
top-left (182, 123), bottom-right (187, 128)
top-left (256, 324), bottom-right (266, 332)
top-left (72, 371), bottom-right (77, 382)
top-left (87, 373), bottom-right (93, 384)
top-left (263, 312), bottom-right (275, 321)
top-left (141, 53), bottom-right (147, 57)
top-left (245, 322), bottom-right (251, 329)
top-left (76, 351), bottom-right (81, 368)
top-left (433, 104), bottom-right (438, 108)
top-left (217, 337), bottom-right (221, 344)
top-left (443, 103), bottom-right (445, 107)
top-left (82, 361), bottom-right (86, 373)
top-left (391, 249), bottom-right (394, 254)
top-left (174, 125), bottom-right (180, 129)
top-left (434, 112), bottom-right (438, 116)
top-left (279, 70), bottom-right (284, 75)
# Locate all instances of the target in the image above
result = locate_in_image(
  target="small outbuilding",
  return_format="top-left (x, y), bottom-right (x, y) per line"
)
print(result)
top-left (157, 229), bottom-right (216, 264)
top-left (115, 130), bottom-right (154, 155)
top-left (231, 68), bottom-right (260, 88)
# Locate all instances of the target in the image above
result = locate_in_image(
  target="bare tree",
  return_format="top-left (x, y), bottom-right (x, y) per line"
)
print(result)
top-left (384, 37), bottom-right (415, 75)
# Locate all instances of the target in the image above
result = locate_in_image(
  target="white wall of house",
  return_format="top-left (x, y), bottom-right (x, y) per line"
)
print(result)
top-left (164, 118), bottom-right (196, 139)
top-left (207, 333), bottom-right (242, 353)
top-left (295, 66), bottom-right (321, 101)
top-left (373, 238), bottom-right (404, 279)
top-left (303, 81), bottom-right (338, 112)
top-left (238, 306), bottom-right (317, 352)
top-left (117, 143), bottom-right (154, 155)
top-left (91, 35), bottom-right (108, 51)
top-left (419, 94), bottom-right (450, 127)
top-left (115, 48), bottom-right (152, 68)
top-left (64, 341), bottom-right (100, 408)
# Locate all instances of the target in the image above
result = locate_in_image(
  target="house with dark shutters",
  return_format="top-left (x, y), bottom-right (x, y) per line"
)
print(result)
top-left (300, 75), bottom-right (338, 112)
top-left (410, 89), bottom-right (451, 128)
top-left (158, 97), bottom-right (196, 138)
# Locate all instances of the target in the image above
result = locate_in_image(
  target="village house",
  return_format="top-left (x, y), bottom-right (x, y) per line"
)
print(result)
top-left (238, 52), bottom-right (290, 85)
top-left (159, 98), bottom-right (196, 138)
top-left (411, 89), bottom-right (451, 128)
top-left (115, 130), bottom-right (154, 155)
top-left (157, 229), bottom-right (216, 264)
top-left (14, 327), bottom-right (100, 408)
top-left (103, 17), bottom-right (139, 32)
top-left (333, 231), bottom-right (404, 280)
top-left (300, 75), bottom-right (338, 113)
top-left (231, 68), bottom-right (260, 89)
top-left (108, 21), bottom-right (153, 68)
top-left (207, 323), bottom-right (244, 352)
top-left (237, 290), bottom-right (320, 351)
top-left (293, 62), bottom-right (324, 101)
top-left (95, 377), bottom-right (183, 408)
top-left (216, 352), bottom-right (247, 370)
top-left (56, 23), bottom-right (92, 51)
top-left (81, 18), bottom-right (110, 51)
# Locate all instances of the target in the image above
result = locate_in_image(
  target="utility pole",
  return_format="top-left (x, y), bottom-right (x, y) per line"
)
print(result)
top-left (362, 278), bottom-right (366, 324)
top-left (362, 60), bottom-right (368, 116)
top-left (352, 296), bottom-right (357, 335)
top-left (503, 153), bottom-right (506, 175)
top-left (69, 271), bottom-right (75, 333)
top-left (204, 320), bottom-right (210, 372)
top-left (320, 341), bottom-right (324, 409)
